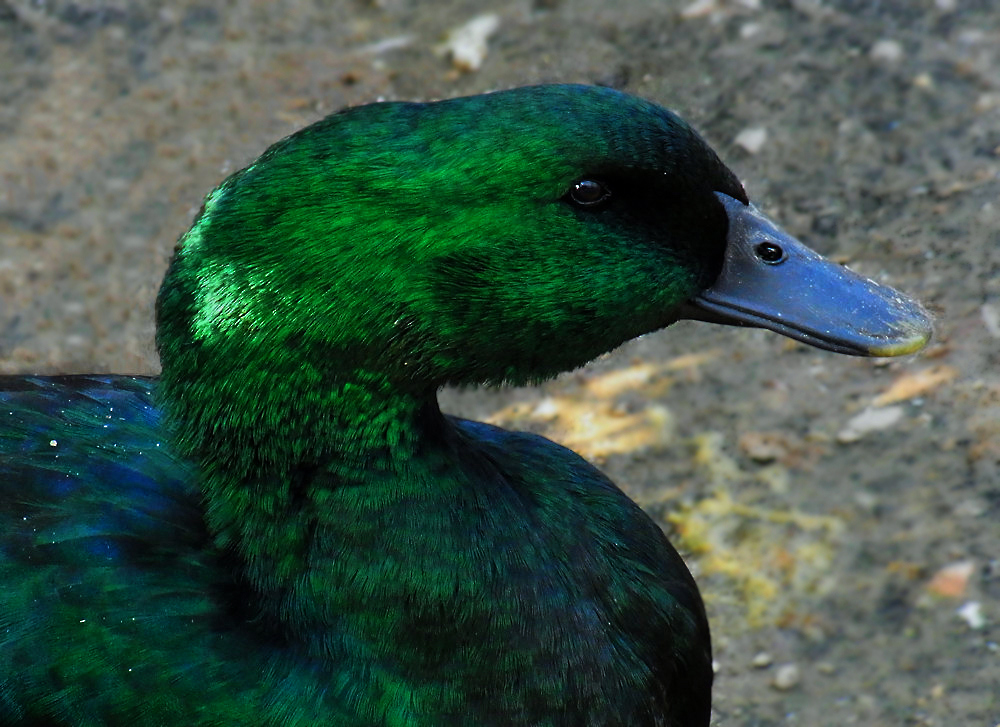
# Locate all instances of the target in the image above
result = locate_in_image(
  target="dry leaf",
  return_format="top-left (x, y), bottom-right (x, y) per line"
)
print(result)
top-left (873, 365), bottom-right (958, 407)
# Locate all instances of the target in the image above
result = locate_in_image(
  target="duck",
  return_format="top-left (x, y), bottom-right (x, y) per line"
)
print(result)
top-left (0, 84), bottom-right (930, 726)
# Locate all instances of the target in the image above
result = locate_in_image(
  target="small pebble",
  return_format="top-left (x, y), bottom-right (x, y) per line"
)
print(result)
top-left (982, 304), bottom-right (1000, 338)
top-left (927, 560), bottom-right (975, 598)
top-left (734, 127), bottom-right (768, 154)
top-left (957, 601), bottom-right (986, 630)
top-left (772, 663), bottom-right (801, 690)
top-left (679, 0), bottom-right (719, 19)
top-left (954, 498), bottom-right (988, 518)
top-left (837, 406), bottom-right (904, 443)
top-left (870, 39), bottom-right (904, 63)
top-left (974, 93), bottom-right (1000, 113)
top-left (436, 14), bottom-right (500, 72)
top-left (854, 490), bottom-right (879, 511)
top-left (790, 0), bottom-right (823, 14)
top-left (738, 431), bottom-right (787, 463)
top-left (751, 651), bottom-right (773, 668)
top-left (856, 693), bottom-right (877, 710)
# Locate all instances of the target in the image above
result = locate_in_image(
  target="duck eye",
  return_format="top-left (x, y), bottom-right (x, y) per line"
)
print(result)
top-left (567, 179), bottom-right (611, 208)
top-left (754, 241), bottom-right (785, 264)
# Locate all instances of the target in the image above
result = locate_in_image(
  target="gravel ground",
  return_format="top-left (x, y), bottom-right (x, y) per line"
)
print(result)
top-left (2, 1), bottom-right (999, 724)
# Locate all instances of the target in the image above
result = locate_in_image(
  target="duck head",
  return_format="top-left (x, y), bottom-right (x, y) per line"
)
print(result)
top-left (156, 84), bottom-right (930, 464)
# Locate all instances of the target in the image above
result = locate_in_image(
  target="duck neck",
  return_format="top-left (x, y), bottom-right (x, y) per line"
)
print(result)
top-left (160, 353), bottom-right (451, 598)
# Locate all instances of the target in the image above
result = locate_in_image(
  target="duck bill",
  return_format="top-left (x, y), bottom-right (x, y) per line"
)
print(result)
top-left (680, 193), bottom-right (932, 357)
